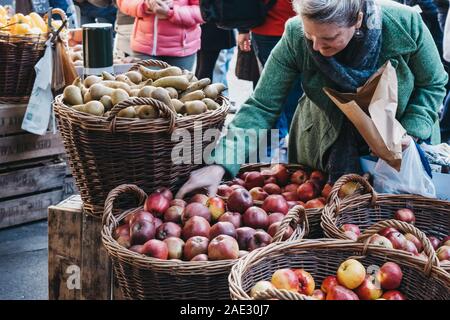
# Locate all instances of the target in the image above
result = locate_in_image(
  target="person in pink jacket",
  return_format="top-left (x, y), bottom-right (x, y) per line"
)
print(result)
top-left (117, 0), bottom-right (203, 70)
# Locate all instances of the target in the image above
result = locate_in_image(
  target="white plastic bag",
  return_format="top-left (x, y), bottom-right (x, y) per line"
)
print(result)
top-left (373, 136), bottom-right (436, 198)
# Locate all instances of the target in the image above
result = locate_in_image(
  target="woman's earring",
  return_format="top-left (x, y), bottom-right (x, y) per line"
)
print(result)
top-left (354, 28), bottom-right (364, 39)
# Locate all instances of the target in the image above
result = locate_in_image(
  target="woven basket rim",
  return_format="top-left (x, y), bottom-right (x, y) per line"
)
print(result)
top-left (228, 239), bottom-right (450, 300)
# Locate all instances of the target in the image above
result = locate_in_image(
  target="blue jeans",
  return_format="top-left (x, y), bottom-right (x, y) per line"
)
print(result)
top-left (441, 92), bottom-right (450, 142)
top-left (251, 33), bottom-right (303, 138)
top-left (212, 48), bottom-right (235, 96)
top-left (76, 3), bottom-right (117, 26)
top-left (132, 52), bottom-right (197, 72)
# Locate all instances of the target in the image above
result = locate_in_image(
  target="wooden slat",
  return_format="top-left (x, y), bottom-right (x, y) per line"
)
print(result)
top-left (0, 189), bottom-right (63, 229)
top-left (0, 162), bottom-right (66, 199)
top-left (0, 104), bottom-right (27, 135)
top-left (48, 195), bottom-right (82, 300)
top-left (0, 132), bottom-right (65, 164)
top-left (62, 175), bottom-right (78, 200)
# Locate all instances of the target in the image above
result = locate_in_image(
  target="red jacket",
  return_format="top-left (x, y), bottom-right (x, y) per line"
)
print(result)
top-left (252, 0), bottom-right (296, 36)
top-left (117, 0), bottom-right (203, 57)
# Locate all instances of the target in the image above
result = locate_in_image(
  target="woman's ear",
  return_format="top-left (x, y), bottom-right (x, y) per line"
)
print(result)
top-left (356, 12), bottom-right (364, 29)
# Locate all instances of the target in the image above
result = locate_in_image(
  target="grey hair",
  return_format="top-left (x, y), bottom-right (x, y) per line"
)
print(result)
top-left (292, 0), bottom-right (364, 27)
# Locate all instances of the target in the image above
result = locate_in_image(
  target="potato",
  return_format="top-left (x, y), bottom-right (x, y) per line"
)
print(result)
top-left (180, 90), bottom-right (205, 103)
top-left (185, 100), bottom-right (207, 115)
top-left (63, 85), bottom-right (83, 105)
top-left (139, 65), bottom-right (183, 80)
top-left (153, 76), bottom-right (190, 91)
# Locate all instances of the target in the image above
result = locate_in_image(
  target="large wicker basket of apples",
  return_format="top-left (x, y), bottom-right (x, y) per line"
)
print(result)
top-left (228, 237), bottom-right (450, 300)
top-left (54, 59), bottom-right (229, 217)
top-left (321, 174), bottom-right (450, 272)
top-left (101, 184), bottom-right (310, 300)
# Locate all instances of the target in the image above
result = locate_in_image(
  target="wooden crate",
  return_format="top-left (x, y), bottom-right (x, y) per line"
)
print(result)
top-left (48, 195), bottom-right (124, 300)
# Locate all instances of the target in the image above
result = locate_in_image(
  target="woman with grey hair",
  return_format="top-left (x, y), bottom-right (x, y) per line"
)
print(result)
top-left (176, 0), bottom-right (447, 198)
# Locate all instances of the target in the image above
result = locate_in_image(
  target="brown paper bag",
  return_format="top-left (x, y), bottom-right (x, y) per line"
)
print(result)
top-left (324, 61), bottom-right (407, 171)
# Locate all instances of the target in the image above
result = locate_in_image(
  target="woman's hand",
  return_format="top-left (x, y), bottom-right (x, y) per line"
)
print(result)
top-left (238, 33), bottom-right (252, 52)
top-left (175, 165), bottom-right (226, 199)
top-left (154, 0), bottom-right (171, 19)
top-left (145, 0), bottom-right (157, 13)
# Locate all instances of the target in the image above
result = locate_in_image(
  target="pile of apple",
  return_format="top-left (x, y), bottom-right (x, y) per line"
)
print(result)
top-left (113, 186), bottom-right (297, 261)
top-left (340, 208), bottom-right (449, 263)
top-left (216, 164), bottom-right (342, 211)
top-left (249, 259), bottom-right (407, 300)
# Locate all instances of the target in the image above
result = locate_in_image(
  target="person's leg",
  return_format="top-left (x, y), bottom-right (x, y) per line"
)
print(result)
top-left (440, 92), bottom-right (450, 143)
top-left (153, 54), bottom-right (197, 71)
top-left (212, 47), bottom-right (235, 94)
top-left (195, 50), bottom-right (221, 80)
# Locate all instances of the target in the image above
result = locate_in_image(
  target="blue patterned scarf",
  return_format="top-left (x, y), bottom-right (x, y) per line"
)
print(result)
top-left (306, 0), bottom-right (383, 92)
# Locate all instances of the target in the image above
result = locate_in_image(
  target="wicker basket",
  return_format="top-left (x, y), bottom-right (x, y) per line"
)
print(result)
top-left (101, 184), bottom-right (309, 300)
top-left (54, 60), bottom-right (229, 216)
top-left (229, 238), bottom-right (450, 300)
top-left (321, 174), bottom-right (450, 271)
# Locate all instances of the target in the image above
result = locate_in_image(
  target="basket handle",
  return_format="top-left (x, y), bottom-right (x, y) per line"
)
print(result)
top-left (102, 184), bottom-right (148, 227)
top-left (44, 8), bottom-right (68, 25)
top-left (357, 219), bottom-right (440, 276)
top-left (253, 288), bottom-right (310, 300)
top-left (129, 59), bottom-right (172, 72)
top-left (107, 97), bottom-right (177, 133)
top-left (273, 205), bottom-right (309, 242)
top-left (327, 174), bottom-right (377, 215)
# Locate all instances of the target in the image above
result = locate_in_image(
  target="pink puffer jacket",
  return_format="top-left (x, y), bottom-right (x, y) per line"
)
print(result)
top-left (116, 0), bottom-right (203, 57)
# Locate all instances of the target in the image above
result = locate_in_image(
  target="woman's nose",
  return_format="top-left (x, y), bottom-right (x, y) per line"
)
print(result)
top-left (312, 38), bottom-right (322, 51)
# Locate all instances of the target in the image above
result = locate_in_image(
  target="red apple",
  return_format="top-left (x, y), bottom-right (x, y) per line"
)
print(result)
top-left (337, 259), bottom-right (366, 289)
top-left (236, 227), bottom-right (257, 250)
top-left (403, 240), bottom-right (419, 255)
top-left (130, 220), bottom-right (156, 245)
top-left (378, 262), bottom-right (403, 290)
top-left (287, 201), bottom-right (300, 209)
top-left (394, 208), bottom-right (415, 224)
top-left (321, 183), bottom-right (333, 199)
top-left (227, 188), bottom-right (253, 214)
top-left (441, 236), bottom-right (450, 247)
top-left (116, 235), bottom-right (131, 248)
top-left (272, 164), bottom-right (289, 186)
top-left (428, 236), bottom-right (441, 250)
top-left (344, 231), bottom-right (358, 241)
top-left (305, 199), bottom-right (325, 209)
top-left (208, 235), bottom-right (239, 260)
top-left (436, 245), bottom-right (450, 262)
top-left (182, 216), bottom-right (211, 240)
top-left (291, 169), bottom-right (309, 185)
top-left (217, 184), bottom-right (233, 198)
top-left (182, 202), bottom-right (212, 223)
top-left (262, 195), bottom-right (289, 214)
top-left (386, 232), bottom-right (408, 250)
top-left (189, 194), bottom-right (209, 206)
top-left (239, 250), bottom-right (249, 258)
top-left (250, 281), bottom-right (276, 298)
top-left (326, 285), bottom-right (359, 300)
top-left (209, 221), bottom-right (236, 240)
top-left (191, 254), bottom-right (209, 261)
top-left (264, 176), bottom-right (277, 185)
top-left (282, 192), bottom-right (299, 201)
top-left (244, 171), bottom-right (265, 190)
top-left (268, 212), bottom-right (285, 225)
top-left (263, 183), bottom-right (282, 195)
top-left (369, 234), bottom-right (393, 249)
top-left (129, 245), bottom-right (144, 254)
top-left (114, 224), bottom-right (130, 239)
top-left (310, 170), bottom-right (327, 186)
top-left (321, 275), bottom-right (338, 294)
top-left (354, 275), bottom-right (383, 300)
top-left (156, 222), bottom-right (182, 240)
top-left (163, 237), bottom-right (185, 260)
top-left (144, 193), bottom-right (171, 218)
top-left (249, 187), bottom-right (269, 201)
top-left (379, 227), bottom-right (398, 238)
top-left (297, 182), bottom-right (318, 203)
top-left (163, 206), bottom-right (184, 224)
top-left (267, 222), bottom-right (293, 240)
top-left (183, 236), bottom-right (209, 260)
top-left (382, 290), bottom-right (407, 300)
top-left (312, 289), bottom-right (326, 300)
top-left (239, 171), bottom-right (250, 180)
top-left (230, 184), bottom-right (245, 192)
top-left (141, 239), bottom-right (168, 259)
top-left (293, 269), bottom-right (315, 296)
top-left (129, 210), bottom-right (154, 226)
top-left (206, 196), bottom-right (226, 221)
top-left (155, 187), bottom-right (173, 201)
top-left (169, 199), bottom-right (186, 208)
top-left (230, 178), bottom-right (245, 187)
top-left (284, 184), bottom-right (300, 193)
top-left (338, 181), bottom-right (359, 199)
top-left (271, 269), bottom-right (299, 291)
top-left (153, 217), bottom-right (163, 229)
top-left (243, 206), bottom-right (269, 229)
top-left (340, 224), bottom-right (361, 236)
top-left (218, 211), bottom-right (242, 229)
top-left (247, 230), bottom-right (273, 251)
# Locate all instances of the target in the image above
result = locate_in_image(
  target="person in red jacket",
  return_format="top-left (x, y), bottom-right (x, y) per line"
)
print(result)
top-left (238, 0), bottom-right (303, 161)
top-left (117, 0), bottom-right (203, 70)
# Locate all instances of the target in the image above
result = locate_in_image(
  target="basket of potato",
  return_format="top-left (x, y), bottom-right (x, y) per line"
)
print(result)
top-left (53, 59), bottom-right (230, 217)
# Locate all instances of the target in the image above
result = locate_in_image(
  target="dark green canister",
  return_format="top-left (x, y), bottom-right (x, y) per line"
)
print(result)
top-left (82, 23), bottom-right (113, 76)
